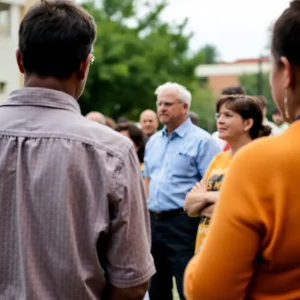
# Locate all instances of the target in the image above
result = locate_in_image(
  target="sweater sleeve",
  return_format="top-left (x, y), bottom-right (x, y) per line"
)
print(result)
top-left (184, 146), bottom-right (264, 300)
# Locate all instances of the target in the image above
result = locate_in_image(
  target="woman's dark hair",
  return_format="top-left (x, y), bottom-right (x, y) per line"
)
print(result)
top-left (19, 0), bottom-right (96, 78)
top-left (216, 95), bottom-right (272, 139)
top-left (221, 85), bottom-right (246, 96)
top-left (255, 95), bottom-right (267, 109)
top-left (115, 122), bottom-right (145, 163)
top-left (271, 0), bottom-right (300, 68)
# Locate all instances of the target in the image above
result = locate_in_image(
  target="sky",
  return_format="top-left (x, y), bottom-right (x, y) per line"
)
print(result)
top-left (158, 0), bottom-right (290, 62)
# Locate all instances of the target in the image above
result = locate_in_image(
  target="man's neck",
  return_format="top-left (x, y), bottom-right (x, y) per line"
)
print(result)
top-left (165, 118), bottom-right (187, 136)
top-left (24, 75), bottom-right (77, 99)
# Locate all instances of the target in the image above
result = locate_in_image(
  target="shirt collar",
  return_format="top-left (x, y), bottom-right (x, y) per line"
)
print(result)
top-left (162, 117), bottom-right (192, 138)
top-left (2, 87), bottom-right (81, 114)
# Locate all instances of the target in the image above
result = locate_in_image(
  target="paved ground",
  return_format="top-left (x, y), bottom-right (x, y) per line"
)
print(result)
top-left (173, 277), bottom-right (180, 300)
top-left (173, 291), bottom-right (180, 300)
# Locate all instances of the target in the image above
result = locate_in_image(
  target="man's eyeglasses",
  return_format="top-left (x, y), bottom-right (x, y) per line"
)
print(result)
top-left (156, 101), bottom-right (182, 107)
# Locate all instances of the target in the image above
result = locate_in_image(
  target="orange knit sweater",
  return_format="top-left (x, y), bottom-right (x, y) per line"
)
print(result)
top-left (184, 121), bottom-right (300, 300)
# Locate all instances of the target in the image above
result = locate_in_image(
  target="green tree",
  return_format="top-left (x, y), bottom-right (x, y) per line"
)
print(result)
top-left (239, 72), bottom-right (276, 119)
top-left (79, 0), bottom-right (217, 129)
top-left (190, 83), bottom-right (216, 132)
top-left (200, 44), bottom-right (219, 64)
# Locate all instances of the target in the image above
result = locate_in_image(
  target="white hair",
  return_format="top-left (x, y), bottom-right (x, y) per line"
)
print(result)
top-left (86, 111), bottom-right (106, 124)
top-left (154, 82), bottom-right (192, 109)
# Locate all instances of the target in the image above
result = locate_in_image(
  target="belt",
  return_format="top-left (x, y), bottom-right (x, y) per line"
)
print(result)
top-left (149, 208), bottom-right (184, 220)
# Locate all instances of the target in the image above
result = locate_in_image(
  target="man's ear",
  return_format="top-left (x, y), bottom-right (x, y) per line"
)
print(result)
top-left (16, 49), bottom-right (25, 74)
top-left (77, 54), bottom-right (91, 80)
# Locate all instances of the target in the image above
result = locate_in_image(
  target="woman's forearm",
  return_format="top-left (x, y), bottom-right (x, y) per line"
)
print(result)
top-left (184, 193), bottom-right (208, 217)
top-left (204, 191), bottom-right (219, 204)
top-left (185, 191), bottom-right (219, 217)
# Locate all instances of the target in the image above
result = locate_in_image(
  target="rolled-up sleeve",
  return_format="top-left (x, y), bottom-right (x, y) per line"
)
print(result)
top-left (143, 161), bottom-right (150, 178)
top-left (143, 142), bottom-right (150, 178)
top-left (106, 145), bottom-right (155, 288)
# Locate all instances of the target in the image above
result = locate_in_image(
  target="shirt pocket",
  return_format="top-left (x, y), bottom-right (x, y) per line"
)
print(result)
top-left (171, 151), bottom-right (195, 178)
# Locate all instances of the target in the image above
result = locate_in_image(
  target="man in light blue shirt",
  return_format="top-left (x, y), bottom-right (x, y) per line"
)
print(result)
top-left (144, 82), bottom-right (219, 300)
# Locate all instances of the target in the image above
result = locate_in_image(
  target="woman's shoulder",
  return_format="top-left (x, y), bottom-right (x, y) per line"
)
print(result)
top-left (206, 151), bottom-right (231, 173)
top-left (241, 130), bottom-right (291, 157)
top-left (212, 150), bottom-right (231, 162)
top-left (232, 132), bottom-right (292, 174)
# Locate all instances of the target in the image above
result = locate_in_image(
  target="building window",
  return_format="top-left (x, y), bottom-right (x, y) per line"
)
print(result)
top-left (0, 4), bottom-right (10, 37)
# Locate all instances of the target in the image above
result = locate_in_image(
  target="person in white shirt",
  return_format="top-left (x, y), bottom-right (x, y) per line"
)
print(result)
top-left (272, 108), bottom-right (289, 132)
top-left (255, 96), bottom-right (282, 136)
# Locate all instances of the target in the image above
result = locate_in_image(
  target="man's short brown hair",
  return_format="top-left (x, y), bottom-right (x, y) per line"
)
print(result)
top-left (19, 0), bottom-right (96, 78)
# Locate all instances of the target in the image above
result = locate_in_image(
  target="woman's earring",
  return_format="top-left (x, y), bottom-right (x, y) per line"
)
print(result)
top-left (284, 93), bottom-right (290, 119)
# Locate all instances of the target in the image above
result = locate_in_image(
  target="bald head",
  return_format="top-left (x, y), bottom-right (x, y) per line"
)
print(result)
top-left (86, 111), bottom-right (106, 125)
top-left (139, 109), bottom-right (158, 138)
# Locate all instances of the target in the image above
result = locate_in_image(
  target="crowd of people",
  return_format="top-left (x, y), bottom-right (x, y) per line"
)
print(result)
top-left (83, 83), bottom-right (289, 299)
top-left (1, 0), bottom-right (300, 300)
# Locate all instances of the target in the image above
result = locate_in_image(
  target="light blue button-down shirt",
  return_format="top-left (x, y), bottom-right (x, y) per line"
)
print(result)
top-left (143, 118), bottom-right (220, 212)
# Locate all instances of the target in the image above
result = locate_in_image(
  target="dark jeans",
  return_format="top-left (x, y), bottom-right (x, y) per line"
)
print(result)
top-left (149, 212), bottom-right (199, 300)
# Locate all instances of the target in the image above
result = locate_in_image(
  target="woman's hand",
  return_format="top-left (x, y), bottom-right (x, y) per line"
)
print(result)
top-left (200, 204), bottom-right (215, 218)
top-left (184, 180), bottom-right (209, 217)
top-left (191, 180), bottom-right (206, 193)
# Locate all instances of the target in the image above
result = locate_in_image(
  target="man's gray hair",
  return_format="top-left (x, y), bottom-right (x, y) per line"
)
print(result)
top-left (154, 82), bottom-right (192, 109)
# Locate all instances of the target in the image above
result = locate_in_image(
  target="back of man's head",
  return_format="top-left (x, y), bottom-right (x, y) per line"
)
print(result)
top-left (18, 0), bottom-right (96, 79)
top-left (188, 111), bottom-right (199, 126)
top-left (117, 117), bottom-right (129, 124)
top-left (86, 111), bottom-right (106, 125)
top-left (221, 85), bottom-right (246, 96)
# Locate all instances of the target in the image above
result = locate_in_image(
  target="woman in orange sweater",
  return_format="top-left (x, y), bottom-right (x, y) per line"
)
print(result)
top-left (184, 1), bottom-right (300, 299)
top-left (184, 94), bottom-right (271, 253)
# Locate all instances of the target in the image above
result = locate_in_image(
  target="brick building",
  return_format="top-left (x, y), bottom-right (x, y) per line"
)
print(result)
top-left (195, 57), bottom-right (271, 94)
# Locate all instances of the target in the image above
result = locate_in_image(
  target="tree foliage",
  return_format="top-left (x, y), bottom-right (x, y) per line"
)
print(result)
top-left (200, 44), bottom-right (219, 64)
top-left (79, 0), bottom-right (218, 129)
top-left (239, 72), bottom-right (277, 119)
